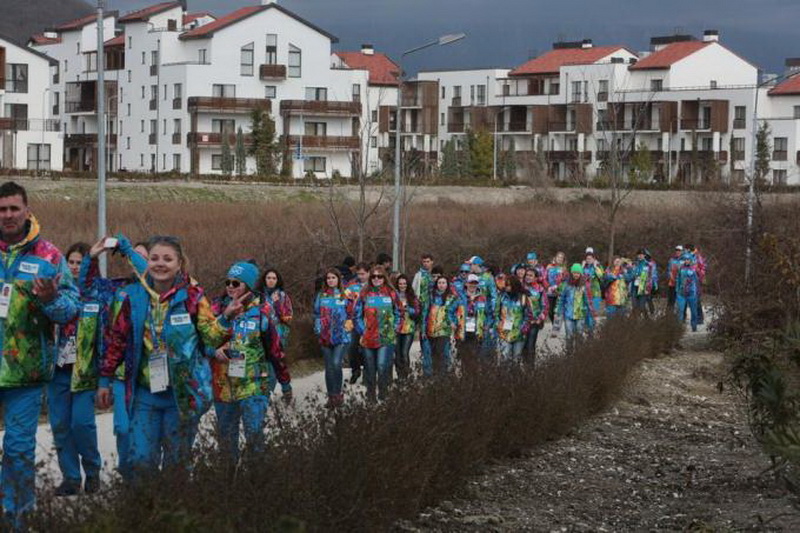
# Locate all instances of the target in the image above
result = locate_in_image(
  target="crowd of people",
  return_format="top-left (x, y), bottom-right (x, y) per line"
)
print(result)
top-left (0, 180), bottom-right (707, 527)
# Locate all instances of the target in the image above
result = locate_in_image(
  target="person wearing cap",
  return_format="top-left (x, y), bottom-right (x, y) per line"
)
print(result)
top-left (631, 248), bottom-right (658, 316)
top-left (604, 256), bottom-right (634, 318)
top-left (675, 252), bottom-right (700, 332)
top-left (97, 236), bottom-right (237, 476)
top-left (667, 245), bottom-right (684, 311)
top-left (522, 267), bottom-right (548, 363)
top-left (545, 252), bottom-right (568, 323)
top-left (208, 261), bottom-right (289, 462)
top-left (554, 263), bottom-right (595, 351)
top-left (526, 251), bottom-right (546, 282)
top-left (687, 244), bottom-right (707, 324)
top-left (581, 248), bottom-right (604, 328)
top-left (451, 262), bottom-right (472, 300)
top-left (458, 273), bottom-right (494, 372)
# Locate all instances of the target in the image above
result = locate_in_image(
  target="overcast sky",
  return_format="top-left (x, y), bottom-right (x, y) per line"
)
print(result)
top-left (108, 0), bottom-right (798, 74)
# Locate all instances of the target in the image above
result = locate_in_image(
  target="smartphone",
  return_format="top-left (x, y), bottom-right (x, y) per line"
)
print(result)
top-left (104, 237), bottom-right (119, 249)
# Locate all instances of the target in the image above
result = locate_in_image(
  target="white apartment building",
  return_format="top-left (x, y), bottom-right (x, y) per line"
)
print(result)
top-left (29, 13), bottom-right (118, 172)
top-left (760, 60), bottom-right (800, 185)
top-left (0, 33), bottom-right (62, 171)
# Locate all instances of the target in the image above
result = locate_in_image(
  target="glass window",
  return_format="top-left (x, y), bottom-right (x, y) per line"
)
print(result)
top-left (4, 64), bottom-right (28, 93)
top-left (199, 49), bottom-right (208, 64)
top-left (212, 119), bottom-right (235, 133)
top-left (794, 106), bottom-right (800, 119)
top-left (174, 83), bottom-right (182, 99)
top-left (304, 122), bottom-right (327, 136)
top-left (266, 34), bottom-right (277, 65)
top-left (265, 86), bottom-right (276, 99)
top-left (305, 156), bottom-right (326, 172)
top-left (650, 79), bottom-right (663, 91)
top-left (174, 119), bottom-right (181, 134)
top-left (212, 84), bottom-right (236, 98)
top-left (352, 84), bottom-right (361, 102)
top-left (305, 87), bottom-right (328, 101)
top-left (240, 42), bottom-right (254, 76)
top-left (212, 154), bottom-right (223, 170)
top-left (288, 44), bottom-right (301, 77)
top-left (26, 144), bottom-right (51, 171)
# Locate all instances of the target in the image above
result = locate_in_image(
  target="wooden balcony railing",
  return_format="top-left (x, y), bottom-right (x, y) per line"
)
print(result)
top-left (279, 100), bottom-right (361, 116)
top-left (188, 97), bottom-right (271, 114)
top-left (259, 64), bottom-right (287, 80)
top-left (284, 135), bottom-right (360, 151)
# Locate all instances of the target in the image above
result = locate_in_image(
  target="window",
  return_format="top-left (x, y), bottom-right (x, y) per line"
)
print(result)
top-left (163, 154), bottom-right (166, 170)
top-left (453, 86), bottom-right (461, 98)
top-left (85, 52), bottom-right (97, 72)
top-left (774, 137), bottom-right (788, 160)
top-left (477, 85), bottom-right (486, 106)
top-left (650, 79), bottom-right (663, 91)
top-left (470, 85), bottom-right (475, 104)
top-left (371, 136), bottom-right (377, 148)
top-left (773, 169), bottom-right (787, 185)
top-left (212, 84), bottom-right (236, 98)
top-left (441, 112), bottom-right (445, 126)
top-left (198, 49), bottom-right (208, 64)
top-left (126, 137), bottom-right (130, 149)
top-left (150, 85), bottom-right (158, 101)
top-left (162, 119), bottom-right (167, 135)
top-left (140, 154), bottom-right (144, 166)
top-left (212, 154), bottom-right (223, 170)
top-left (598, 79), bottom-right (609, 101)
top-left (64, 60), bottom-right (68, 73)
top-left (266, 34), bottom-right (277, 64)
top-left (174, 83), bottom-right (183, 99)
top-left (370, 110), bottom-right (378, 123)
top-left (794, 105), bottom-right (800, 119)
top-left (240, 42), bottom-right (254, 76)
top-left (141, 52), bottom-right (146, 65)
top-left (4, 64), bottom-right (28, 93)
top-left (212, 119), bottom-right (235, 133)
top-left (305, 122), bottom-right (327, 136)
top-left (288, 44), bottom-right (301, 77)
top-left (305, 156), bottom-right (326, 173)
top-left (150, 119), bottom-right (157, 134)
top-left (701, 137), bottom-right (713, 151)
top-left (77, 42), bottom-right (80, 54)
top-left (127, 70), bottom-right (132, 82)
top-left (352, 84), bottom-right (361, 102)
top-left (710, 80), bottom-right (718, 89)
top-left (140, 120), bottom-right (145, 132)
top-left (174, 119), bottom-right (181, 134)
top-left (571, 81), bottom-right (581, 103)
top-left (173, 154), bottom-right (181, 172)
top-left (128, 36), bottom-right (132, 49)
top-left (265, 85), bottom-right (276, 99)
top-left (127, 104), bottom-right (131, 116)
top-left (734, 106), bottom-right (746, 128)
top-left (441, 86), bottom-right (446, 99)
top-left (26, 144), bottom-right (50, 170)
top-left (141, 86), bottom-right (146, 99)
top-left (151, 50), bottom-right (158, 66)
top-left (549, 81), bottom-right (559, 95)
top-left (732, 137), bottom-right (745, 160)
top-left (305, 87), bottom-right (328, 101)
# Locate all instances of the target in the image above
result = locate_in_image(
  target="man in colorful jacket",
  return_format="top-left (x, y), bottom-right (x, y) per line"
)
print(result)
top-left (631, 248), bottom-right (658, 316)
top-left (554, 264), bottom-right (595, 351)
top-left (582, 247), bottom-right (604, 327)
top-left (412, 254), bottom-right (435, 374)
top-left (344, 263), bottom-right (369, 384)
top-left (666, 245), bottom-right (684, 311)
top-left (469, 256), bottom-right (498, 353)
top-left (0, 182), bottom-right (79, 524)
top-left (676, 252), bottom-right (701, 332)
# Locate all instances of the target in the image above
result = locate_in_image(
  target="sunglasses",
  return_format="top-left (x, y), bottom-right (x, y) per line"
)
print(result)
top-left (225, 280), bottom-right (242, 288)
top-left (370, 274), bottom-right (384, 279)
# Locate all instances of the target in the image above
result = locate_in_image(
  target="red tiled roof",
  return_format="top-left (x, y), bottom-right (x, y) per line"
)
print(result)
top-left (29, 34), bottom-right (62, 45)
top-left (769, 74), bottom-right (800, 96)
top-left (119, 1), bottom-right (181, 23)
top-left (104, 34), bottom-right (124, 48)
top-left (180, 3), bottom-right (337, 42)
top-left (630, 41), bottom-right (710, 70)
top-left (510, 45), bottom-right (630, 76)
top-left (183, 12), bottom-right (215, 25)
top-left (54, 14), bottom-right (99, 31)
top-left (336, 51), bottom-right (399, 86)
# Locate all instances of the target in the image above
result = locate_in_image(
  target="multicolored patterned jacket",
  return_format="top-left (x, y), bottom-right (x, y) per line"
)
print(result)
top-left (397, 293), bottom-right (420, 335)
top-left (100, 274), bottom-right (231, 420)
top-left (0, 216), bottom-right (79, 388)
top-left (477, 271), bottom-right (498, 312)
top-left (459, 290), bottom-right (492, 340)
top-left (313, 288), bottom-right (352, 347)
top-left (525, 282), bottom-right (549, 323)
top-left (677, 262), bottom-right (700, 299)
top-left (496, 292), bottom-right (534, 342)
top-left (555, 278), bottom-right (595, 322)
top-left (423, 289), bottom-right (463, 340)
top-left (412, 268), bottom-right (433, 308)
top-left (631, 258), bottom-right (658, 297)
top-left (210, 295), bottom-right (287, 403)
top-left (344, 279), bottom-right (365, 318)
top-left (355, 285), bottom-right (401, 349)
top-left (545, 263), bottom-right (567, 296)
top-left (582, 262), bottom-right (605, 300)
top-left (65, 237), bottom-right (147, 392)
top-left (604, 265), bottom-right (633, 306)
top-left (694, 251), bottom-right (707, 284)
top-left (264, 288), bottom-right (292, 350)
top-left (667, 253), bottom-right (683, 288)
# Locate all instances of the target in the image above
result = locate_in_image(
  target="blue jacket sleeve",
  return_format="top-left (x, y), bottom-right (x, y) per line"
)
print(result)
top-left (41, 257), bottom-right (80, 325)
top-left (116, 233), bottom-right (148, 277)
top-left (313, 293), bottom-right (322, 336)
top-left (354, 295), bottom-right (365, 336)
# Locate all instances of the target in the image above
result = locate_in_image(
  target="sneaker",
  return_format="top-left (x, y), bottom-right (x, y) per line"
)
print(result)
top-left (281, 390), bottom-right (293, 405)
top-left (55, 480), bottom-right (81, 497)
top-left (84, 476), bottom-right (100, 494)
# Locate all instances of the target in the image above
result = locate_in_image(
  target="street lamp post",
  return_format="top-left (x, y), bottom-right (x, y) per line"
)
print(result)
top-left (492, 105), bottom-right (510, 181)
top-left (392, 33), bottom-right (466, 272)
top-left (96, 0), bottom-right (108, 275)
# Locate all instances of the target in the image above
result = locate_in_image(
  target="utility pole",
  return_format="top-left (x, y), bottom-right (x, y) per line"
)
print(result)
top-left (96, 0), bottom-right (108, 275)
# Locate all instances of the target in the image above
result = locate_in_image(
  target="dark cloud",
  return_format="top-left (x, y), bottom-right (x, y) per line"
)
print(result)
top-left (110, 0), bottom-right (798, 73)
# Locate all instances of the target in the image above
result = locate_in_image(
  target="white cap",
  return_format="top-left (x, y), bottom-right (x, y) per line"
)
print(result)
top-left (675, 245), bottom-right (684, 251)
top-left (585, 247), bottom-right (595, 255)
top-left (467, 274), bottom-right (480, 283)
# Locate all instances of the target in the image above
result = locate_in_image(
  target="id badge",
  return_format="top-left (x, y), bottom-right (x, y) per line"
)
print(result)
top-left (0, 283), bottom-right (13, 319)
top-left (466, 317), bottom-right (477, 333)
top-left (503, 318), bottom-right (514, 331)
top-left (59, 337), bottom-right (77, 366)
top-left (149, 350), bottom-right (169, 393)
top-left (228, 352), bottom-right (246, 378)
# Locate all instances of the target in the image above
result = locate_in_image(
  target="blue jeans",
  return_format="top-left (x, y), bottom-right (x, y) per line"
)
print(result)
top-left (523, 326), bottom-right (541, 362)
top-left (214, 395), bottom-right (269, 461)
top-left (420, 334), bottom-right (432, 376)
top-left (677, 295), bottom-right (699, 331)
top-left (363, 346), bottom-right (393, 401)
top-left (0, 385), bottom-right (42, 519)
top-left (429, 337), bottom-right (452, 375)
top-left (395, 333), bottom-right (414, 380)
top-left (130, 386), bottom-right (199, 474)
top-left (564, 319), bottom-right (585, 351)
top-left (606, 305), bottom-right (626, 318)
top-left (499, 339), bottom-right (525, 363)
top-left (321, 344), bottom-right (347, 396)
top-left (47, 367), bottom-right (101, 485)
top-left (112, 379), bottom-right (132, 480)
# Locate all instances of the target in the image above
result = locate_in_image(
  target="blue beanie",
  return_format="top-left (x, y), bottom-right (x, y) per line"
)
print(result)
top-left (526, 251), bottom-right (538, 261)
top-left (459, 263), bottom-right (471, 272)
top-left (227, 262), bottom-right (259, 291)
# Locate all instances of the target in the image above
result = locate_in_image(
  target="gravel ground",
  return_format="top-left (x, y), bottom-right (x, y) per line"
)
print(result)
top-left (402, 332), bottom-right (800, 531)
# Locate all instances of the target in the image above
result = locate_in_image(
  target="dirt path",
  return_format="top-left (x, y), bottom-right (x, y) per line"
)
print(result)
top-left (403, 333), bottom-right (800, 531)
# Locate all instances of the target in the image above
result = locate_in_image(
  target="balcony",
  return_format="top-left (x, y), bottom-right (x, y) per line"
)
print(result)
top-left (188, 97), bottom-right (271, 114)
top-left (680, 119), bottom-right (711, 130)
top-left (548, 121), bottom-right (575, 132)
top-left (284, 135), bottom-right (360, 151)
top-left (451, 96), bottom-right (462, 107)
top-left (187, 131), bottom-right (252, 146)
top-left (448, 122), bottom-right (465, 133)
top-left (498, 121), bottom-right (529, 133)
top-left (547, 150), bottom-right (592, 162)
top-left (150, 64), bottom-right (158, 76)
top-left (773, 150), bottom-right (788, 161)
top-left (279, 100), bottom-right (360, 117)
top-left (259, 64), bottom-right (286, 80)
top-left (172, 133), bottom-right (181, 145)
top-left (172, 98), bottom-right (182, 110)
top-left (65, 133), bottom-right (117, 147)
top-left (0, 118), bottom-right (60, 132)
top-left (733, 118), bottom-right (745, 129)
top-left (680, 151), bottom-right (728, 163)
top-left (148, 133), bottom-right (156, 145)
top-left (65, 101), bottom-right (96, 114)
top-left (401, 95), bottom-right (422, 107)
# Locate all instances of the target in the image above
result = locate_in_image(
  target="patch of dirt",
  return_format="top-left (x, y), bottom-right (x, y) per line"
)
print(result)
top-left (403, 335), bottom-right (800, 531)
